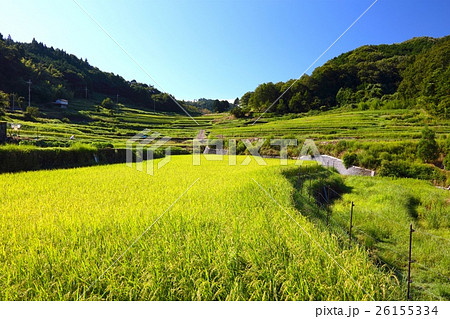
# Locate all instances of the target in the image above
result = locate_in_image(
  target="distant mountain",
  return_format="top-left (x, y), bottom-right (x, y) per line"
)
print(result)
top-left (0, 34), bottom-right (184, 112)
top-left (236, 36), bottom-right (449, 118)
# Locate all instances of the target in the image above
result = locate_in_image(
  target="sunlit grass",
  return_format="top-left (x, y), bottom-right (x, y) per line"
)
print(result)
top-left (0, 155), bottom-right (402, 300)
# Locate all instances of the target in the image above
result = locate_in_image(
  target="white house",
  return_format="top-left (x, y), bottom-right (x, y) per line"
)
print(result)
top-left (54, 99), bottom-right (69, 108)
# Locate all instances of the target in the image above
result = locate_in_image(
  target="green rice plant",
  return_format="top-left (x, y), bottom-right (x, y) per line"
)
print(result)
top-left (0, 156), bottom-right (402, 300)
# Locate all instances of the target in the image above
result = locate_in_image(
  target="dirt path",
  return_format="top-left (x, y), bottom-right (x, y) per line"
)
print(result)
top-left (196, 130), bottom-right (207, 141)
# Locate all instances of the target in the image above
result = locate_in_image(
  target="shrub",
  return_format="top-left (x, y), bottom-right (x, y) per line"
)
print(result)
top-left (236, 140), bottom-right (246, 155)
top-left (443, 153), bottom-right (450, 171)
top-left (378, 160), bottom-right (446, 181)
top-left (91, 142), bottom-right (114, 149)
top-left (343, 152), bottom-right (358, 168)
top-left (24, 106), bottom-right (40, 120)
top-left (101, 97), bottom-right (115, 109)
top-left (359, 153), bottom-right (380, 169)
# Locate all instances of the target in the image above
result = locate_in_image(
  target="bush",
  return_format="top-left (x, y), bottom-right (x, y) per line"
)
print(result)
top-left (230, 106), bottom-right (245, 118)
top-left (343, 152), bottom-right (358, 168)
top-left (378, 160), bottom-right (446, 181)
top-left (444, 153), bottom-right (450, 171)
top-left (0, 145), bottom-right (131, 173)
top-left (101, 97), bottom-right (115, 109)
top-left (236, 140), bottom-right (246, 155)
top-left (91, 142), bottom-right (114, 149)
top-left (24, 106), bottom-right (40, 120)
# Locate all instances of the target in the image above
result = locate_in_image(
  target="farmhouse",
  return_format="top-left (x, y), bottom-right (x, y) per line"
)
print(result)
top-left (53, 99), bottom-right (69, 108)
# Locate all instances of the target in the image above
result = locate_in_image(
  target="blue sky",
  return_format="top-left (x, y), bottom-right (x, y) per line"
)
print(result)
top-left (0, 0), bottom-right (449, 101)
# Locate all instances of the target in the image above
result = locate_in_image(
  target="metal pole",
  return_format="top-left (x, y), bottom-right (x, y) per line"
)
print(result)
top-left (326, 185), bottom-right (331, 226)
top-left (309, 175), bottom-right (312, 200)
top-left (27, 80), bottom-right (32, 107)
top-left (407, 223), bottom-right (415, 300)
top-left (349, 201), bottom-right (354, 247)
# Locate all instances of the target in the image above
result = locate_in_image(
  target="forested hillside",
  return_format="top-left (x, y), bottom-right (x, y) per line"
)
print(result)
top-left (0, 34), bottom-right (183, 112)
top-left (235, 36), bottom-right (449, 118)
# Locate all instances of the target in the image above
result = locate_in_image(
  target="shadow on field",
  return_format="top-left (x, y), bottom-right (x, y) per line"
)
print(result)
top-left (282, 165), bottom-right (352, 217)
top-left (282, 166), bottom-right (407, 284)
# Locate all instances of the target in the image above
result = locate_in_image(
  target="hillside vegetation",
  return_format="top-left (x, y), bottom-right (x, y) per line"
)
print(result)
top-left (0, 34), bottom-right (191, 113)
top-left (233, 36), bottom-right (449, 118)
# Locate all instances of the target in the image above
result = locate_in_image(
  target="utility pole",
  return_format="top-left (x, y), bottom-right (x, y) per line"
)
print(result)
top-left (26, 80), bottom-right (32, 107)
top-left (85, 87), bottom-right (88, 99)
top-left (153, 99), bottom-right (155, 112)
top-left (116, 93), bottom-right (119, 104)
top-left (11, 93), bottom-right (15, 111)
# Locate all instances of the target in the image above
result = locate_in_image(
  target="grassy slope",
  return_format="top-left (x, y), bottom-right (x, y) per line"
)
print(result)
top-left (4, 96), bottom-right (219, 148)
top-left (289, 170), bottom-right (449, 300)
top-left (330, 177), bottom-right (449, 300)
top-left (210, 109), bottom-right (450, 141)
top-left (0, 156), bottom-right (402, 300)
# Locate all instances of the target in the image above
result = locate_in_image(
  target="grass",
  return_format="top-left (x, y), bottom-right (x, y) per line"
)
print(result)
top-left (0, 155), bottom-right (402, 300)
top-left (210, 109), bottom-right (450, 141)
top-left (4, 102), bottom-right (450, 150)
top-left (330, 177), bottom-right (449, 300)
top-left (3, 96), bottom-right (219, 148)
top-left (289, 169), bottom-right (449, 300)
top-left (1, 101), bottom-right (448, 300)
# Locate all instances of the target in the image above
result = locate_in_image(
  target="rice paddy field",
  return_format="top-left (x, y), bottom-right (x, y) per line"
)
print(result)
top-left (4, 98), bottom-right (219, 149)
top-left (0, 155), bottom-right (407, 301)
top-left (5, 98), bottom-right (450, 151)
top-left (210, 109), bottom-right (450, 141)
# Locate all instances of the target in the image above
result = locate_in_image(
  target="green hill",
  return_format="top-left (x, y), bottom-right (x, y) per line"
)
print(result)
top-left (0, 34), bottom-right (188, 113)
top-left (234, 36), bottom-right (449, 118)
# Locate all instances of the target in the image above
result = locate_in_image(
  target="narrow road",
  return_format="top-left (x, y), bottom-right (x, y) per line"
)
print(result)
top-left (300, 155), bottom-right (375, 176)
top-left (196, 129), bottom-right (207, 141)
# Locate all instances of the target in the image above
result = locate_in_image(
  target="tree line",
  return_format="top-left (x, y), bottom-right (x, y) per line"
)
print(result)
top-left (232, 35), bottom-right (449, 118)
top-left (0, 34), bottom-right (187, 113)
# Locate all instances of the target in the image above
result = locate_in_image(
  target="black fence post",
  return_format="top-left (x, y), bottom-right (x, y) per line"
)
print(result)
top-left (407, 223), bottom-right (415, 300)
top-left (326, 207), bottom-right (330, 226)
top-left (326, 185), bottom-right (330, 226)
top-left (349, 201), bottom-right (354, 247)
top-left (309, 176), bottom-right (312, 201)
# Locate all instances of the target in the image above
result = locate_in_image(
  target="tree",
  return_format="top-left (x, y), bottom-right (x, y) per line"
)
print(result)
top-left (417, 127), bottom-right (439, 163)
top-left (213, 100), bottom-right (229, 113)
top-left (233, 97), bottom-right (240, 106)
top-left (336, 87), bottom-right (354, 106)
top-left (240, 92), bottom-right (252, 107)
top-left (230, 106), bottom-right (244, 118)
